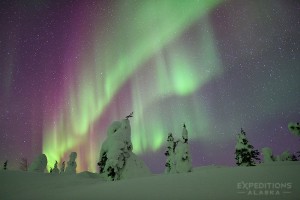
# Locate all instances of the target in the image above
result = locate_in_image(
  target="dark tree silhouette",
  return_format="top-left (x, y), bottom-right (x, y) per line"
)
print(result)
top-left (3, 160), bottom-right (8, 170)
top-left (125, 112), bottom-right (133, 119)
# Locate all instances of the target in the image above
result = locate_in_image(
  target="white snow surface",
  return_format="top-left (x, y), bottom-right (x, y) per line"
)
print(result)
top-left (1, 162), bottom-right (299, 200)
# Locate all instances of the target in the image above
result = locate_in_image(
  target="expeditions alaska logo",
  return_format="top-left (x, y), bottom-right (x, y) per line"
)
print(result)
top-left (237, 181), bottom-right (292, 196)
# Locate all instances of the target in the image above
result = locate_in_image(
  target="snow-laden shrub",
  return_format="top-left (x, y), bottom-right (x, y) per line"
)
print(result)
top-left (65, 152), bottom-right (77, 174)
top-left (28, 154), bottom-right (47, 173)
top-left (98, 116), bottom-right (150, 181)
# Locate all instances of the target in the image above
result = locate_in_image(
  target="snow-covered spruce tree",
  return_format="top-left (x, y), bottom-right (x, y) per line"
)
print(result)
top-left (98, 112), bottom-right (150, 181)
top-left (99, 113), bottom-right (132, 180)
top-left (60, 161), bottom-right (65, 173)
top-left (235, 128), bottom-right (260, 166)
top-left (175, 124), bottom-right (192, 173)
top-left (65, 152), bottom-right (77, 174)
top-left (164, 133), bottom-right (176, 173)
top-left (19, 158), bottom-right (28, 171)
top-left (28, 154), bottom-right (48, 172)
top-left (3, 160), bottom-right (8, 170)
top-left (52, 161), bottom-right (59, 174)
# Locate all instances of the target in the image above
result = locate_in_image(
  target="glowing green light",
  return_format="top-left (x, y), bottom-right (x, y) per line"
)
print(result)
top-left (43, 0), bottom-right (223, 172)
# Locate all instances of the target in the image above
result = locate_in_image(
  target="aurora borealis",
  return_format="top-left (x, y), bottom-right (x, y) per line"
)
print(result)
top-left (0, 0), bottom-right (299, 173)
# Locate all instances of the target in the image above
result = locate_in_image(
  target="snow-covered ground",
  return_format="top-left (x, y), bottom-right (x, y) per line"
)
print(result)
top-left (0, 162), bottom-right (299, 200)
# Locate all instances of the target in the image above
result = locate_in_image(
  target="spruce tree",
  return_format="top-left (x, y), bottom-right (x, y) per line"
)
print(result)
top-left (165, 133), bottom-right (176, 173)
top-left (97, 113), bottom-right (148, 181)
top-left (175, 123), bottom-right (192, 172)
top-left (235, 128), bottom-right (260, 166)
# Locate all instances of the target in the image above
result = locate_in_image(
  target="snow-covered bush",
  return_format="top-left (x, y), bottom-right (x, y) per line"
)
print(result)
top-left (278, 151), bottom-right (293, 161)
top-left (288, 122), bottom-right (300, 136)
top-left (261, 147), bottom-right (275, 163)
top-left (262, 148), bottom-right (298, 162)
top-left (28, 154), bottom-right (47, 172)
top-left (65, 152), bottom-right (77, 174)
top-left (235, 128), bottom-right (260, 166)
top-left (98, 114), bottom-right (150, 181)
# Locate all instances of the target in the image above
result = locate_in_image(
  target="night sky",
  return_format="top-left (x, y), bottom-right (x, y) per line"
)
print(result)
top-left (0, 0), bottom-right (299, 173)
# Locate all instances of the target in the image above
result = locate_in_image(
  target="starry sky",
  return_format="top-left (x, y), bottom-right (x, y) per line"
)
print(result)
top-left (0, 0), bottom-right (299, 173)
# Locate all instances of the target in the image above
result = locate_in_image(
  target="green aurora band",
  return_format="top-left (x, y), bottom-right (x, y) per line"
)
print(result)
top-left (43, 0), bottom-right (223, 172)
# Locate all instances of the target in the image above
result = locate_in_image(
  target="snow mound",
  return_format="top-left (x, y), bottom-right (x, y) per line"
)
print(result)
top-left (1, 162), bottom-right (299, 200)
top-left (121, 152), bottom-right (151, 179)
top-left (77, 171), bottom-right (103, 179)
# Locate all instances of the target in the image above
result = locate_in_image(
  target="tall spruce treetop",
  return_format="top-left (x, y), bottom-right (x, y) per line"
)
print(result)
top-left (235, 128), bottom-right (260, 166)
top-left (182, 123), bottom-right (188, 143)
